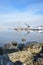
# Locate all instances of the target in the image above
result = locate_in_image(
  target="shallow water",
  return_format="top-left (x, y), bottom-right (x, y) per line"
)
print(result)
top-left (0, 30), bottom-right (43, 47)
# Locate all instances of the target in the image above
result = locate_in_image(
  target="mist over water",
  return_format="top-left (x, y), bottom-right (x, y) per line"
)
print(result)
top-left (0, 30), bottom-right (43, 47)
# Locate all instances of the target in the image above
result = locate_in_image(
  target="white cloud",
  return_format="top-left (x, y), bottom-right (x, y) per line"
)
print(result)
top-left (0, 2), bottom-right (43, 27)
top-left (0, 12), bottom-right (43, 27)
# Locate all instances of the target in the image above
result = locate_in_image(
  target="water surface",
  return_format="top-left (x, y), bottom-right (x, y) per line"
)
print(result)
top-left (0, 30), bottom-right (43, 47)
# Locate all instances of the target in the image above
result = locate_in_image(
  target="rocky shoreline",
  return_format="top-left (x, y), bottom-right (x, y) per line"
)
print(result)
top-left (0, 41), bottom-right (43, 65)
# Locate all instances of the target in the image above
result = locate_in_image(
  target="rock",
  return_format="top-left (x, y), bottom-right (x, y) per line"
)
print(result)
top-left (30, 44), bottom-right (42, 53)
top-left (3, 44), bottom-right (11, 49)
top-left (38, 58), bottom-right (43, 65)
top-left (21, 38), bottom-right (26, 42)
top-left (23, 43), bottom-right (42, 54)
top-left (0, 47), bottom-right (3, 55)
top-left (3, 43), bottom-right (19, 54)
top-left (13, 61), bottom-right (23, 65)
top-left (11, 41), bottom-right (17, 47)
top-left (17, 44), bottom-right (25, 50)
top-left (0, 42), bottom-right (43, 65)
top-left (0, 54), bottom-right (13, 65)
top-left (3, 41), bottom-right (17, 49)
top-left (8, 50), bottom-right (33, 65)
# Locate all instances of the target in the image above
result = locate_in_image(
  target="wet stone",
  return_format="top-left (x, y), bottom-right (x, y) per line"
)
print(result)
top-left (0, 47), bottom-right (3, 55)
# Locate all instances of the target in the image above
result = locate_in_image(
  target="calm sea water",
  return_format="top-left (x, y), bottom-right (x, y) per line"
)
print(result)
top-left (0, 30), bottom-right (43, 47)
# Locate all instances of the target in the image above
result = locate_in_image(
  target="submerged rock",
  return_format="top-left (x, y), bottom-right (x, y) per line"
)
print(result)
top-left (11, 41), bottom-right (17, 47)
top-left (21, 38), bottom-right (26, 42)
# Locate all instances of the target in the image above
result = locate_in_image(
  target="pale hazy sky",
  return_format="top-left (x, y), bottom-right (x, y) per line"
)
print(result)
top-left (0, 0), bottom-right (43, 27)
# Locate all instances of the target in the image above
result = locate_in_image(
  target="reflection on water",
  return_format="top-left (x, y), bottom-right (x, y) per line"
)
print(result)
top-left (0, 30), bottom-right (43, 46)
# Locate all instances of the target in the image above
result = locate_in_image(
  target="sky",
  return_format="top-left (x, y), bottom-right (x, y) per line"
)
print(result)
top-left (0, 0), bottom-right (43, 28)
